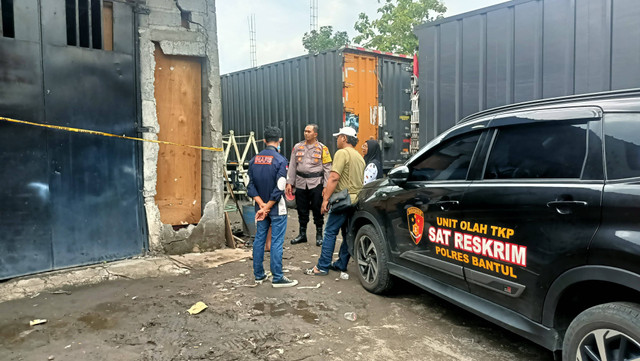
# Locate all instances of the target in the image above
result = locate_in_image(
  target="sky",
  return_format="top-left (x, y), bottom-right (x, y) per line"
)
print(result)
top-left (216, 0), bottom-right (507, 74)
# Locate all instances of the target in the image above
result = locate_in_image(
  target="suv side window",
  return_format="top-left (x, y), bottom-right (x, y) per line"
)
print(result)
top-left (484, 122), bottom-right (588, 179)
top-left (408, 132), bottom-right (480, 182)
top-left (604, 113), bottom-right (640, 180)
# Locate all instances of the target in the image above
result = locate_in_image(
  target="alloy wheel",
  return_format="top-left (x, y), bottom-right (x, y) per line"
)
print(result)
top-left (576, 328), bottom-right (640, 361)
top-left (356, 235), bottom-right (378, 283)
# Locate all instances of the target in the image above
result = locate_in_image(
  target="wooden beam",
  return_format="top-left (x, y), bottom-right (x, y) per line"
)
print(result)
top-left (233, 235), bottom-right (245, 246)
top-left (102, 1), bottom-right (113, 50)
top-left (224, 212), bottom-right (235, 248)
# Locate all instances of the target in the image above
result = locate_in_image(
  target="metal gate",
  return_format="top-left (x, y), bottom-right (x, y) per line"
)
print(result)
top-left (0, 0), bottom-right (145, 280)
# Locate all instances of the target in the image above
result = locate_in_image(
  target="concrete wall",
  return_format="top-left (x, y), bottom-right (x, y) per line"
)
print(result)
top-left (138, 0), bottom-right (225, 254)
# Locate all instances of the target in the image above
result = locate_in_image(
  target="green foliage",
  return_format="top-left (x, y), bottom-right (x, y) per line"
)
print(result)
top-left (354, 0), bottom-right (447, 54)
top-left (302, 26), bottom-right (350, 53)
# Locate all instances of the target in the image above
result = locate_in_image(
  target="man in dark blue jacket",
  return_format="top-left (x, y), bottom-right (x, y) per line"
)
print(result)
top-left (247, 126), bottom-right (298, 288)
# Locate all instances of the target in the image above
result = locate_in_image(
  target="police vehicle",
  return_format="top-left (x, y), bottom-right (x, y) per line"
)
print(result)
top-left (347, 89), bottom-right (640, 360)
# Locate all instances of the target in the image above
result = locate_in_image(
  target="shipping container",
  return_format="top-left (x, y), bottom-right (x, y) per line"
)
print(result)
top-left (414, 0), bottom-right (640, 144)
top-left (221, 46), bottom-right (413, 170)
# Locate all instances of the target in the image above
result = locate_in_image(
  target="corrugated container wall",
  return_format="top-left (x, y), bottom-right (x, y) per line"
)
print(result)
top-left (414, 0), bottom-right (640, 144)
top-left (221, 49), bottom-right (413, 168)
top-left (221, 51), bottom-right (343, 162)
top-left (379, 57), bottom-right (413, 167)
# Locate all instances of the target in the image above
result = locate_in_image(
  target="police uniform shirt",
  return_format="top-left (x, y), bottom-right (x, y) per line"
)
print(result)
top-left (247, 145), bottom-right (288, 216)
top-left (286, 141), bottom-right (332, 189)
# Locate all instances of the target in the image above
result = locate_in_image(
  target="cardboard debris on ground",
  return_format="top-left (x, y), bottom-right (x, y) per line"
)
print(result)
top-left (187, 302), bottom-right (208, 315)
top-left (29, 319), bottom-right (47, 326)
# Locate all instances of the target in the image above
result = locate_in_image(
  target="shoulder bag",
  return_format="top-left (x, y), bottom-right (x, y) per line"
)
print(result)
top-left (328, 189), bottom-right (351, 213)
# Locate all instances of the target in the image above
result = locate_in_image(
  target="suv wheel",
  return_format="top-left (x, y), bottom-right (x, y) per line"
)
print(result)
top-left (563, 302), bottom-right (640, 361)
top-left (354, 224), bottom-right (393, 294)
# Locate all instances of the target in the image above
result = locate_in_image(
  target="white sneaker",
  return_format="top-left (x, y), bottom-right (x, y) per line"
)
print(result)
top-left (271, 276), bottom-right (298, 288)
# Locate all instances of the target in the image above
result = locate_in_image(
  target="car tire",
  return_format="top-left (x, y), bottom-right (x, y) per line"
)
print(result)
top-left (562, 302), bottom-right (640, 361)
top-left (354, 224), bottom-right (393, 294)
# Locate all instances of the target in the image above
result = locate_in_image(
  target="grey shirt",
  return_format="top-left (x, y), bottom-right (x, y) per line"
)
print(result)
top-left (287, 140), bottom-right (332, 189)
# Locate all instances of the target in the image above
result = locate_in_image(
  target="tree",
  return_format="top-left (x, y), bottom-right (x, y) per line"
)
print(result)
top-left (302, 26), bottom-right (349, 53)
top-left (354, 0), bottom-right (447, 54)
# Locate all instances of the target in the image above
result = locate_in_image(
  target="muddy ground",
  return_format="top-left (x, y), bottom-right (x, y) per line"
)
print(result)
top-left (0, 210), bottom-right (553, 361)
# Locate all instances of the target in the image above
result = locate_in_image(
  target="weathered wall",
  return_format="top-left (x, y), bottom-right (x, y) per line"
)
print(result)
top-left (138, 0), bottom-right (224, 254)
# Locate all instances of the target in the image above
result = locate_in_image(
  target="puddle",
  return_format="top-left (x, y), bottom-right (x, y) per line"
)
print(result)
top-left (92, 302), bottom-right (129, 313)
top-left (48, 320), bottom-right (69, 329)
top-left (253, 301), bottom-right (319, 323)
top-left (295, 300), bottom-right (332, 312)
top-left (0, 320), bottom-right (31, 344)
top-left (77, 313), bottom-right (116, 330)
top-left (74, 301), bottom-right (127, 330)
top-left (0, 319), bottom-right (51, 348)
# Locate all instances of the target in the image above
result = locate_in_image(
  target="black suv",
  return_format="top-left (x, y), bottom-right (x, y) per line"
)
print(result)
top-left (347, 90), bottom-right (640, 360)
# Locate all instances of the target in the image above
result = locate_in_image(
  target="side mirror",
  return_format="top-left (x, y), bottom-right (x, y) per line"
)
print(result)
top-left (388, 165), bottom-right (409, 186)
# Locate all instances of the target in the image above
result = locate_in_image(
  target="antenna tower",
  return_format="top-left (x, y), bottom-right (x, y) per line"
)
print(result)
top-left (310, 0), bottom-right (318, 32)
top-left (248, 14), bottom-right (257, 68)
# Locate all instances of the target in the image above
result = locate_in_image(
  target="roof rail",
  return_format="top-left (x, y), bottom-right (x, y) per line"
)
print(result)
top-left (457, 88), bottom-right (640, 125)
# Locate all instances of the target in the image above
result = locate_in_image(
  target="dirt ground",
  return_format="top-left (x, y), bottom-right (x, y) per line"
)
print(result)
top-left (0, 210), bottom-right (553, 361)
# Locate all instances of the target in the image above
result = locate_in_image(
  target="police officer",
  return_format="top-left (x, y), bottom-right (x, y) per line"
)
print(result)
top-left (247, 126), bottom-right (298, 288)
top-left (286, 124), bottom-right (332, 246)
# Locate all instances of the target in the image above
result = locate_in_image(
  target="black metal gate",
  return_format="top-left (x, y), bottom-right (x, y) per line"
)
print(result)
top-left (0, 0), bottom-right (145, 280)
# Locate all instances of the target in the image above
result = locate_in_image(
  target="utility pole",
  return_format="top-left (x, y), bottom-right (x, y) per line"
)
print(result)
top-left (248, 14), bottom-right (257, 68)
top-left (309, 0), bottom-right (318, 32)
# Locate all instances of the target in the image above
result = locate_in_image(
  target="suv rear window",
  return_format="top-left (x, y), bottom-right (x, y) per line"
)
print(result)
top-left (604, 113), bottom-right (640, 180)
top-left (484, 122), bottom-right (587, 179)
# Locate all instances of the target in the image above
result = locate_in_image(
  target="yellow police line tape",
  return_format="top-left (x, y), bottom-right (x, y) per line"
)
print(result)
top-left (0, 116), bottom-right (223, 152)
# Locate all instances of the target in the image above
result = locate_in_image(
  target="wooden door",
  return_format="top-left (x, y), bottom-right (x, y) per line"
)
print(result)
top-left (343, 53), bottom-right (378, 156)
top-left (154, 44), bottom-right (202, 225)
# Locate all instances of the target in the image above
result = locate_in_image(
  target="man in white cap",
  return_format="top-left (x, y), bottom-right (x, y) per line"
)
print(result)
top-left (305, 126), bottom-right (365, 276)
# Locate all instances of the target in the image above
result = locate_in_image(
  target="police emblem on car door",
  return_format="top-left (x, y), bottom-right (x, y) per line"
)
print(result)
top-left (407, 207), bottom-right (424, 244)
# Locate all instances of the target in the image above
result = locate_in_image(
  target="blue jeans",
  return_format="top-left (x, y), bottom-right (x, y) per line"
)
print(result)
top-left (317, 209), bottom-right (350, 272)
top-left (253, 214), bottom-right (287, 282)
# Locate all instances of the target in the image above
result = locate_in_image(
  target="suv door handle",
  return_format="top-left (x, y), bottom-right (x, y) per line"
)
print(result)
top-left (546, 200), bottom-right (588, 215)
top-left (435, 200), bottom-right (459, 211)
